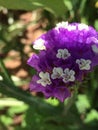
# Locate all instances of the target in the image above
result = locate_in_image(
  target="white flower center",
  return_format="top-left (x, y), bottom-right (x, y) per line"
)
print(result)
top-left (62, 68), bottom-right (75, 83)
top-left (56, 49), bottom-right (71, 60)
top-left (76, 58), bottom-right (91, 70)
top-left (33, 39), bottom-right (46, 50)
top-left (37, 72), bottom-right (51, 87)
top-left (51, 67), bottom-right (63, 79)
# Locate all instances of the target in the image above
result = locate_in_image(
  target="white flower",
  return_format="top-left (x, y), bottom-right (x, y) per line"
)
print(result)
top-left (51, 67), bottom-right (63, 79)
top-left (78, 23), bottom-right (89, 30)
top-left (76, 58), bottom-right (91, 70)
top-left (37, 72), bottom-right (51, 87)
top-left (56, 22), bottom-right (89, 31)
top-left (56, 21), bottom-right (68, 28)
top-left (92, 44), bottom-right (98, 53)
top-left (66, 25), bottom-right (76, 31)
top-left (33, 39), bottom-right (46, 50)
top-left (62, 68), bottom-right (75, 83)
top-left (55, 21), bottom-right (76, 31)
top-left (56, 49), bottom-right (71, 60)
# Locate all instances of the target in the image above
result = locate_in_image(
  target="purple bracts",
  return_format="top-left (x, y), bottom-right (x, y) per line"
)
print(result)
top-left (27, 22), bottom-right (98, 102)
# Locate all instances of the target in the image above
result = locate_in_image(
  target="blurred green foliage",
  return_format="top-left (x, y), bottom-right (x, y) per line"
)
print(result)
top-left (0, 0), bottom-right (98, 130)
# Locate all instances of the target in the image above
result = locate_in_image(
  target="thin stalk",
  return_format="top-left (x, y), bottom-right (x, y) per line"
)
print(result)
top-left (0, 81), bottom-right (55, 110)
top-left (63, 86), bottom-right (78, 116)
top-left (0, 59), bottom-right (14, 84)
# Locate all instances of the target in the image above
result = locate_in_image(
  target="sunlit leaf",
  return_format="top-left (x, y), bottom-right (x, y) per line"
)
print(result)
top-left (0, 115), bottom-right (13, 126)
top-left (0, 0), bottom-right (66, 16)
top-left (84, 109), bottom-right (98, 123)
top-left (76, 94), bottom-right (91, 113)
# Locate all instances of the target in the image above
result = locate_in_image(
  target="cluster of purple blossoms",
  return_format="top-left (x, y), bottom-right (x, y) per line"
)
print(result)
top-left (27, 22), bottom-right (98, 102)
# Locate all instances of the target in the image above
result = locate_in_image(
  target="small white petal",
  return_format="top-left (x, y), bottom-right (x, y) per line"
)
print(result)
top-left (56, 22), bottom-right (89, 31)
top-left (56, 49), bottom-right (71, 60)
top-left (62, 68), bottom-right (75, 83)
top-left (33, 39), bottom-right (46, 50)
top-left (37, 72), bottom-right (51, 87)
top-left (76, 59), bottom-right (91, 70)
top-left (67, 25), bottom-right (76, 31)
top-left (55, 21), bottom-right (76, 31)
top-left (56, 21), bottom-right (68, 29)
top-left (92, 45), bottom-right (98, 53)
top-left (51, 67), bottom-right (63, 79)
top-left (78, 23), bottom-right (89, 30)
top-left (63, 68), bottom-right (69, 74)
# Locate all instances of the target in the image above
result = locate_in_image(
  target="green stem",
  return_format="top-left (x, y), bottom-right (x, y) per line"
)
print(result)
top-left (0, 59), bottom-right (13, 84)
top-left (63, 86), bottom-right (78, 116)
top-left (0, 59), bottom-right (59, 114)
top-left (0, 81), bottom-right (55, 110)
top-left (0, 81), bottom-right (46, 107)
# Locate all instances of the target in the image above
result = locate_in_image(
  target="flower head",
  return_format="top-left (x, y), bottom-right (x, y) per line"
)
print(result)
top-left (28, 21), bottom-right (98, 102)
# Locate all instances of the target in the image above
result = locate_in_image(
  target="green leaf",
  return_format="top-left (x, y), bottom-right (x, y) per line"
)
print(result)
top-left (64, 0), bottom-right (73, 10)
top-left (8, 104), bottom-right (28, 116)
top-left (0, 0), bottom-right (66, 16)
top-left (84, 109), bottom-right (98, 123)
top-left (44, 98), bottom-right (59, 106)
top-left (0, 115), bottom-right (13, 126)
top-left (0, 98), bottom-right (26, 107)
top-left (76, 94), bottom-right (91, 113)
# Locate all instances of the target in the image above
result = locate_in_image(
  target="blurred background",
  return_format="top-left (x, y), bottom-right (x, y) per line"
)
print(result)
top-left (0, 0), bottom-right (98, 130)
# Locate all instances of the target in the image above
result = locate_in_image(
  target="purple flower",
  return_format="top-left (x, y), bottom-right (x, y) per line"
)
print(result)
top-left (27, 22), bottom-right (98, 102)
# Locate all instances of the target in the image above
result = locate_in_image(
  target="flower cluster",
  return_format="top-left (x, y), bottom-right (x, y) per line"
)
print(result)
top-left (27, 22), bottom-right (98, 102)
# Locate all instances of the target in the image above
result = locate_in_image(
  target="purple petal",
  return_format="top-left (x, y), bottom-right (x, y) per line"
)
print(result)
top-left (30, 75), bottom-right (45, 93)
top-left (27, 54), bottom-right (40, 71)
top-left (53, 87), bottom-right (71, 102)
